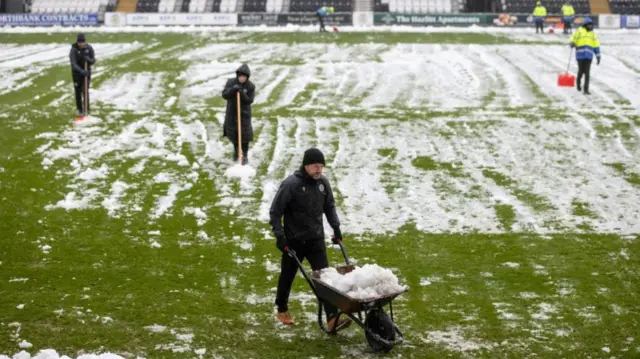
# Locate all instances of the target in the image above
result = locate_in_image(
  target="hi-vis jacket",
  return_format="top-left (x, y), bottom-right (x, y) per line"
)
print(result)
top-left (570, 27), bottom-right (601, 60)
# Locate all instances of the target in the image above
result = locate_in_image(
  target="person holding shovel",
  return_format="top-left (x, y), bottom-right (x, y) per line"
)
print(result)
top-left (316, 6), bottom-right (335, 33)
top-left (69, 33), bottom-right (95, 117)
top-left (221, 64), bottom-right (255, 165)
top-left (570, 17), bottom-right (600, 95)
top-left (269, 148), bottom-right (352, 332)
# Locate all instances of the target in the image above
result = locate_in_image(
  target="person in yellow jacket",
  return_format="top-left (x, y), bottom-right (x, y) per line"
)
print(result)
top-left (316, 6), bottom-right (335, 33)
top-left (562, 2), bottom-right (575, 34)
top-left (570, 17), bottom-right (601, 95)
top-left (532, 2), bottom-right (547, 34)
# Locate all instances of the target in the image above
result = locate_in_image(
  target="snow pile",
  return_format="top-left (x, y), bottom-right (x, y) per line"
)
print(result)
top-left (225, 164), bottom-right (256, 179)
top-left (0, 349), bottom-right (126, 359)
top-left (319, 264), bottom-right (407, 300)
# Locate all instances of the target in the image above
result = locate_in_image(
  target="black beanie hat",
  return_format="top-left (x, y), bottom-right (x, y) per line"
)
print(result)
top-left (77, 33), bottom-right (86, 42)
top-left (302, 148), bottom-right (325, 166)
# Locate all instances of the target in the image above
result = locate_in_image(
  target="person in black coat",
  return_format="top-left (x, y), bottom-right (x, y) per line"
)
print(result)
top-left (221, 64), bottom-right (255, 165)
top-left (269, 148), bottom-right (352, 331)
top-left (69, 33), bottom-right (95, 116)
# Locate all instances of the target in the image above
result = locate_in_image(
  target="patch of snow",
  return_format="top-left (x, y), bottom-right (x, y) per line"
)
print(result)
top-left (620, 249), bottom-right (630, 260)
top-left (92, 72), bottom-right (165, 111)
top-left (602, 347), bottom-right (611, 353)
top-left (9, 278), bottom-right (29, 283)
top-left (225, 164), bottom-right (256, 179)
top-left (18, 340), bottom-right (33, 349)
top-left (145, 324), bottom-right (167, 333)
top-left (239, 241), bottom-right (253, 251)
top-left (175, 333), bottom-right (194, 343)
top-left (502, 262), bottom-right (520, 268)
top-left (42, 158), bottom-right (53, 168)
top-left (319, 264), bottom-right (407, 300)
top-left (45, 192), bottom-right (92, 211)
top-left (16, 304), bottom-right (25, 310)
top-left (184, 207), bottom-right (207, 226)
top-left (420, 278), bottom-right (432, 286)
top-left (77, 165), bottom-right (109, 182)
top-left (422, 327), bottom-right (495, 352)
top-left (265, 259), bottom-right (279, 272)
top-left (519, 292), bottom-right (539, 299)
top-left (164, 96), bottom-right (177, 108)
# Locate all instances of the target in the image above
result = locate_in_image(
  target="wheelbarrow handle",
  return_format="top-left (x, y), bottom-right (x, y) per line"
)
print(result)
top-left (287, 248), bottom-right (318, 297)
top-left (332, 236), bottom-right (351, 265)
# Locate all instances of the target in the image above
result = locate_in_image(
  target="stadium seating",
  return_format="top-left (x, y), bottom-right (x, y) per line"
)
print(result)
top-left (30, 0), bottom-right (110, 13)
top-left (243, 0), bottom-right (267, 12)
top-left (499, 0), bottom-right (590, 14)
top-left (376, 0), bottom-right (453, 13)
top-left (137, 0), bottom-right (160, 11)
top-left (218, 0), bottom-right (238, 12)
top-left (374, 0), bottom-right (389, 11)
top-left (289, 0), bottom-right (353, 12)
top-left (158, 0), bottom-right (176, 12)
top-left (265, 0), bottom-right (285, 12)
top-left (609, 0), bottom-right (640, 14)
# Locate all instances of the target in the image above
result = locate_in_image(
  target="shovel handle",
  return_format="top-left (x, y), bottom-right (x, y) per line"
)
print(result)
top-left (566, 48), bottom-right (573, 74)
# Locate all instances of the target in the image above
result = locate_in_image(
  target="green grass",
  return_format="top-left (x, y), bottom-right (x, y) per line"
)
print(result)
top-left (1, 32), bottom-right (639, 359)
top-left (482, 168), bottom-right (554, 212)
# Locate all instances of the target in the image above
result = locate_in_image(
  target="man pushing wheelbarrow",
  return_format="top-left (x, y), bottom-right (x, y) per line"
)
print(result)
top-left (269, 148), bottom-right (352, 331)
top-left (269, 148), bottom-right (407, 353)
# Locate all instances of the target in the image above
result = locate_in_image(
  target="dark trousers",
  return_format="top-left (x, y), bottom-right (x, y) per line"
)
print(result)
top-left (73, 75), bottom-right (90, 114)
top-left (535, 21), bottom-right (544, 33)
top-left (231, 141), bottom-right (249, 162)
top-left (577, 59), bottom-right (592, 92)
top-left (317, 13), bottom-right (326, 32)
top-left (275, 238), bottom-right (338, 318)
top-left (563, 20), bottom-right (572, 34)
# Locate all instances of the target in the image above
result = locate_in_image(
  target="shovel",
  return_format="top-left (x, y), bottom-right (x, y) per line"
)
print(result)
top-left (557, 48), bottom-right (575, 87)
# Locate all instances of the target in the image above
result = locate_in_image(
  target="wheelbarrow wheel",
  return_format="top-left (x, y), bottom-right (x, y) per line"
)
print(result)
top-left (364, 308), bottom-right (395, 353)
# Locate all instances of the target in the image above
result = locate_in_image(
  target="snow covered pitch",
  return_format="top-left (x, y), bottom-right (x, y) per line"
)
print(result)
top-left (0, 27), bottom-right (638, 359)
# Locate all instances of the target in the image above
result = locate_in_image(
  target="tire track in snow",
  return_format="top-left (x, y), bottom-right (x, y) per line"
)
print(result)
top-left (473, 46), bottom-right (536, 108)
top-left (92, 72), bottom-right (165, 111)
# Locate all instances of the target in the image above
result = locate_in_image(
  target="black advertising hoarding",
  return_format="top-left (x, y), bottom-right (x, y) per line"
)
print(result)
top-left (278, 13), bottom-right (352, 26)
top-left (238, 13), bottom-right (279, 26)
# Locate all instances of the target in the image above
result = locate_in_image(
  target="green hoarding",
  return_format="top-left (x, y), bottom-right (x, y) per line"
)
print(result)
top-left (374, 13), bottom-right (491, 26)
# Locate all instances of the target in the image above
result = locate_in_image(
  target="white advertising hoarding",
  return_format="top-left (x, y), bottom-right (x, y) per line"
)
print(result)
top-left (124, 13), bottom-right (237, 26)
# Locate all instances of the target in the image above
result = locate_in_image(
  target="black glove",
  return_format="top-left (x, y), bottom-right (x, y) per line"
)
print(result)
top-left (276, 235), bottom-right (288, 253)
top-left (232, 84), bottom-right (242, 92)
top-left (596, 57), bottom-right (601, 65)
top-left (79, 69), bottom-right (89, 77)
top-left (83, 55), bottom-right (93, 63)
top-left (569, 43), bottom-right (575, 48)
top-left (332, 228), bottom-right (343, 244)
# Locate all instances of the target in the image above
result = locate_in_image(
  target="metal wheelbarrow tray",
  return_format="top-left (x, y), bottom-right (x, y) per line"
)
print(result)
top-left (289, 243), bottom-right (407, 353)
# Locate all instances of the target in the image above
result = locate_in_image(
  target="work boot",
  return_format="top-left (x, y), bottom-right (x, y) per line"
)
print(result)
top-left (277, 311), bottom-right (294, 325)
top-left (327, 316), bottom-right (352, 332)
top-left (242, 156), bottom-right (248, 165)
top-left (584, 90), bottom-right (591, 95)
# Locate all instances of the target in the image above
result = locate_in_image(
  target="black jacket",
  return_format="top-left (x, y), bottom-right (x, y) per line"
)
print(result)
top-left (269, 168), bottom-right (341, 244)
top-left (222, 64), bottom-right (255, 143)
top-left (69, 43), bottom-right (96, 76)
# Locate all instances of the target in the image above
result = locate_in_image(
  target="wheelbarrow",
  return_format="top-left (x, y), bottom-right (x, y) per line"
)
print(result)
top-left (287, 240), bottom-right (407, 353)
